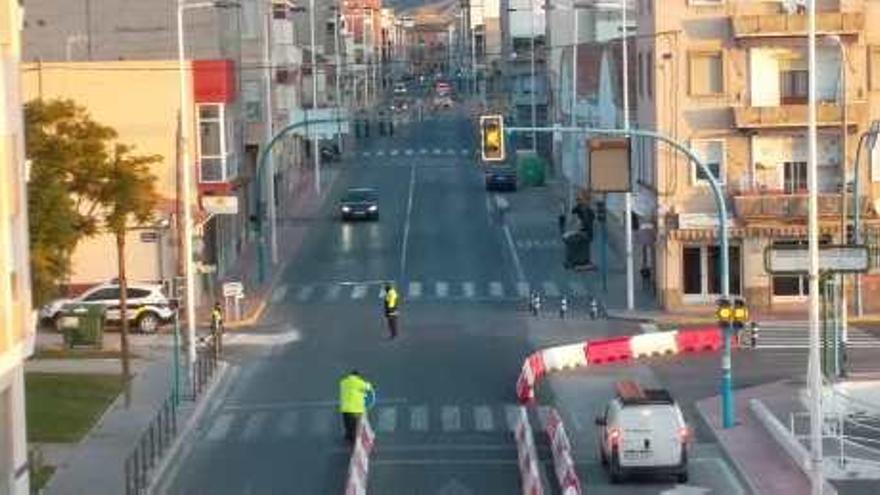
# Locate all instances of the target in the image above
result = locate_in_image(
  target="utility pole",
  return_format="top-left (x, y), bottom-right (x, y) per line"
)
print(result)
top-left (334, 1), bottom-right (344, 153)
top-left (263, 7), bottom-right (278, 265)
top-left (309, 0), bottom-right (321, 194)
top-left (621, 0), bottom-right (634, 312)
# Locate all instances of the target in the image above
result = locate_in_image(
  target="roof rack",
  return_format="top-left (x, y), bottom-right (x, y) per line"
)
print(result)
top-left (615, 380), bottom-right (675, 406)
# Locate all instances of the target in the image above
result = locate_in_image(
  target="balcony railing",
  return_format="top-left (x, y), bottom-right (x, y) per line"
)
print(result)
top-left (733, 103), bottom-right (866, 129)
top-left (731, 12), bottom-right (863, 38)
top-left (733, 192), bottom-right (875, 221)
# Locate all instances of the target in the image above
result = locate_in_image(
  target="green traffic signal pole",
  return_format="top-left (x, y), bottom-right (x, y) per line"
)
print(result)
top-left (507, 125), bottom-right (736, 428)
top-left (255, 117), bottom-right (343, 284)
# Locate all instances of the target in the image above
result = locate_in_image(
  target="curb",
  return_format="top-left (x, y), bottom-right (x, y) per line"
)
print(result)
top-left (147, 362), bottom-right (237, 494)
top-left (694, 400), bottom-right (761, 495)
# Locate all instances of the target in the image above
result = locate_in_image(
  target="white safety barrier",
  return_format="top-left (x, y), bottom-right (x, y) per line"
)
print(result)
top-left (630, 331), bottom-right (678, 358)
top-left (540, 343), bottom-right (588, 372)
top-left (514, 406), bottom-right (544, 495)
top-left (544, 408), bottom-right (582, 495)
top-left (344, 416), bottom-right (375, 495)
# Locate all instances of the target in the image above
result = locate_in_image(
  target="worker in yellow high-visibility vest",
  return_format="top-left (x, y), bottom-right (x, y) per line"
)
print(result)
top-left (339, 370), bottom-right (374, 444)
top-left (383, 283), bottom-right (400, 339)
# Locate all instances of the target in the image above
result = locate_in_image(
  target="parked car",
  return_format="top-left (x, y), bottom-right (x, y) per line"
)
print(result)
top-left (320, 142), bottom-right (341, 162)
top-left (485, 167), bottom-right (517, 191)
top-left (339, 188), bottom-right (379, 221)
top-left (39, 282), bottom-right (175, 333)
top-left (596, 381), bottom-right (690, 484)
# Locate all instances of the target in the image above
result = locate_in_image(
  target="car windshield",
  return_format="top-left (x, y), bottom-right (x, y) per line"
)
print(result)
top-left (343, 189), bottom-right (376, 202)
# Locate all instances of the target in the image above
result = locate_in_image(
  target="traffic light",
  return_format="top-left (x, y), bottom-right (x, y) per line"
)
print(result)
top-left (732, 298), bottom-right (749, 332)
top-left (716, 298), bottom-right (732, 325)
top-left (480, 115), bottom-right (505, 162)
top-left (716, 297), bottom-right (749, 331)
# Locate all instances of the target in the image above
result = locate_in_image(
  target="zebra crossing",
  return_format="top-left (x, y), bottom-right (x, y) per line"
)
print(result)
top-left (515, 238), bottom-right (563, 250)
top-left (755, 320), bottom-right (880, 349)
top-left (358, 147), bottom-right (472, 158)
top-left (283, 279), bottom-right (593, 304)
top-left (201, 403), bottom-right (576, 442)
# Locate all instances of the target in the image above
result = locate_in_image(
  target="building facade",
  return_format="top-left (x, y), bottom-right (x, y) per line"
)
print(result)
top-left (1, 0), bottom-right (34, 492)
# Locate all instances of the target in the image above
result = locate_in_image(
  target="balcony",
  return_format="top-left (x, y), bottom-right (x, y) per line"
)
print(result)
top-left (733, 193), bottom-right (875, 222)
top-left (731, 12), bottom-right (863, 38)
top-left (733, 102), bottom-right (866, 129)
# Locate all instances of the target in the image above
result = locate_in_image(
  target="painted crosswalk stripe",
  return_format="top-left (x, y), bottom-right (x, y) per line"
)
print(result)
top-left (408, 281), bottom-right (423, 299)
top-left (517, 282), bottom-right (530, 298)
top-left (363, 151), bottom-right (371, 157)
top-left (474, 406), bottom-right (495, 432)
top-left (405, 149), bottom-right (413, 156)
top-left (376, 150), bottom-right (385, 156)
top-left (441, 406), bottom-right (462, 432)
top-left (543, 281), bottom-right (561, 298)
top-left (311, 410), bottom-right (334, 435)
top-left (447, 148), bottom-right (455, 155)
top-left (505, 405), bottom-right (520, 432)
top-left (462, 282), bottom-right (476, 298)
top-left (241, 412), bottom-right (269, 441)
top-left (436, 282), bottom-right (449, 298)
top-left (569, 281), bottom-right (587, 296)
top-left (271, 285), bottom-right (288, 303)
top-left (296, 286), bottom-right (314, 302)
top-left (390, 149), bottom-right (399, 156)
top-left (419, 148), bottom-right (428, 154)
top-left (489, 281), bottom-right (504, 298)
top-left (324, 285), bottom-right (342, 301)
top-left (206, 413), bottom-right (235, 441)
top-left (410, 405), bottom-right (428, 432)
top-left (377, 407), bottom-right (398, 433)
top-left (461, 149), bottom-right (469, 155)
top-left (351, 284), bottom-right (368, 300)
top-left (433, 148), bottom-right (441, 154)
top-left (277, 411), bottom-right (299, 437)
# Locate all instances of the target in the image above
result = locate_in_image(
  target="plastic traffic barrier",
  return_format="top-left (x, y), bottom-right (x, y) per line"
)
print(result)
top-left (516, 352), bottom-right (546, 404)
top-left (544, 408), bottom-right (582, 495)
top-left (344, 417), bottom-right (375, 495)
top-left (676, 326), bottom-right (723, 352)
top-left (540, 343), bottom-right (588, 372)
top-left (585, 336), bottom-right (632, 365)
top-left (514, 406), bottom-right (544, 495)
top-left (630, 330), bottom-right (678, 358)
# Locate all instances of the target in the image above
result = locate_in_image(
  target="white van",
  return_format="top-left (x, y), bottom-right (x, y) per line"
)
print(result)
top-left (595, 381), bottom-right (690, 483)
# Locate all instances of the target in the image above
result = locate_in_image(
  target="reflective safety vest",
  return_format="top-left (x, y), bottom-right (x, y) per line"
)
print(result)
top-left (384, 288), bottom-right (399, 314)
top-left (339, 374), bottom-right (373, 414)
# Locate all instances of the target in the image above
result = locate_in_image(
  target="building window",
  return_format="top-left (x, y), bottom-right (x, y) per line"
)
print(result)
top-left (689, 51), bottom-right (723, 95)
top-left (691, 139), bottom-right (725, 185)
top-left (780, 69), bottom-right (809, 104)
top-left (783, 161), bottom-right (808, 193)
top-left (198, 104), bottom-right (229, 183)
top-left (682, 245), bottom-right (742, 298)
top-left (772, 240), bottom-right (809, 298)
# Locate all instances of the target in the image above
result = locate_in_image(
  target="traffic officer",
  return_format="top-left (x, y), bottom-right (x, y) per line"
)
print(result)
top-left (210, 302), bottom-right (224, 356)
top-left (383, 283), bottom-right (400, 339)
top-left (339, 370), bottom-right (374, 444)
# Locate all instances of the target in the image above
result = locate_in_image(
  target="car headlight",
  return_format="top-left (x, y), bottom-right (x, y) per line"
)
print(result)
top-left (368, 205), bottom-right (378, 212)
top-left (341, 206), bottom-right (351, 213)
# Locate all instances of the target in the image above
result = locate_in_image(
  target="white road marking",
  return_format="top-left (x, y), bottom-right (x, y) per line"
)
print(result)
top-left (241, 412), bottom-right (269, 441)
top-left (516, 282), bottom-right (530, 299)
top-left (351, 284), bottom-right (368, 300)
top-left (461, 149), bottom-right (469, 155)
top-left (377, 407), bottom-right (398, 433)
top-left (205, 413), bottom-right (235, 441)
top-left (405, 149), bottom-right (414, 156)
top-left (373, 459), bottom-right (517, 466)
top-left (223, 398), bottom-right (408, 411)
top-left (441, 406), bottom-right (462, 432)
top-left (390, 149), bottom-right (399, 156)
top-left (324, 284), bottom-right (342, 301)
top-left (363, 151), bottom-right (371, 157)
top-left (505, 405), bottom-right (520, 432)
top-left (474, 406), bottom-right (494, 432)
top-left (408, 281), bottom-right (423, 299)
top-left (400, 163), bottom-right (416, 278)
top-left (410, 405), bottom-right (429, 432)
top-left (503, 224), bottom-right (526, 283)
top-left (296, 286), bottom-right (314, 302)
top-left (419, 148), bottom-right (428, 154)
top-left (433, 148), bottom-right (441, 154)
top-left (277, 411), bottom-right (299, 437)
top-left (435, 281), bottom-right (449, 298)
top-left (376, 150), bottom-right (385, 156)
top-left (489, 282), bottom-right (504, 298)
top-left (462, 282), bottom-right (476, 298)
top-left (270, 285), bottom-right (288, 303)
top-left (542, 281), bottom-right (561, 298)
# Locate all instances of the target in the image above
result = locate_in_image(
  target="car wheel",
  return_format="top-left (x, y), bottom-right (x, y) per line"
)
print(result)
top-left (610, 450), bottom-right (624, 484)
top-left (137, 312), bottom-right (160, 333)
top-left (676, 471), bottom-right (689, 484)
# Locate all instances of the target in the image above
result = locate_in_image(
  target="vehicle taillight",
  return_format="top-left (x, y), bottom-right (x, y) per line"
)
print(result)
top-left (678, 426), bottom-right (690, 443)
top-left (609, 427), bottom-right (621, 447)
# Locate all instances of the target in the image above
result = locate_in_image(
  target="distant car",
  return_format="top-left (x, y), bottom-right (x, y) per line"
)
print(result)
top-left (39, 282), bottom-right (174, 333)
top-left (339, 188), bottom-right (379, 221)
top-left (433, 96), bottom-right (454, 109)
top-left (596, 381), bottom-right (690, 484)
top-left (393, 83), bottom-right (408, 95)
top-left (485, 167), bottom-right (517, 191)
top-left (390, 99), bottom-right (409, 112)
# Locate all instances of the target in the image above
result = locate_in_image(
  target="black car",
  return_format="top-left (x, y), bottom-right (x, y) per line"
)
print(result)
top-left (485, 167), bottom-right (517, 191)
top-left (339, 188), bottom-right (379, 221)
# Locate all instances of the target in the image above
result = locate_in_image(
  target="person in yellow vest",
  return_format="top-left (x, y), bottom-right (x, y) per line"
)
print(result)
top-left (383, 283), bottom-right (400, 339)
top-left (339, 370), bottom-right (374, 444)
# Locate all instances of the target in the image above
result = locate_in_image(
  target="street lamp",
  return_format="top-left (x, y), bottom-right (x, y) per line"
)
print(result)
top-left (176, 0), bottom-right (239, 373)
top-left (852, 119), bottom-right (880, 316)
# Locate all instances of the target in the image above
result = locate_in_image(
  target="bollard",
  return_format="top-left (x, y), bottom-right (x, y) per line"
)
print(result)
top-left (750, 321), bottom-right (759, 349)
top-left (559, 296), bottom-right (568, 319)
top-left (589, 297), bottom-right (599, 320)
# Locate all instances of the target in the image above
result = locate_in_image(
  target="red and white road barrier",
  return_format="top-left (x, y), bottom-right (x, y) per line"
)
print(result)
top-left (544, 408), bottom-right (582, 495)
top-left (517, 326), bottom-right (724, 403)
top-left (513, 406), bottom-right (544, 495)
top-left (344, 417), bottom-right (375, 495)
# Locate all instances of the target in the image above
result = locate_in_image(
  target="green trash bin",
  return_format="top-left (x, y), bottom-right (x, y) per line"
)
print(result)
top-left (516, 153), bottom-right (546, 187)
top-left (59, 303), bottom-right (106, 349)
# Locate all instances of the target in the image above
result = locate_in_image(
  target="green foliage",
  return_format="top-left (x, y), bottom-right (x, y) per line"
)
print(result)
top-left (24, 99), bottom-right (161, 306)
top-left (25, 372), bottom-right (124, 443)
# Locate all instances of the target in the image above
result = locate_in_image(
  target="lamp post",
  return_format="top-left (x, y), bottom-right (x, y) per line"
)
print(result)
top-left (506, 3), bottom-right (539, 151)
top-left (620, 0), bottom-right (634, 313)
top-left (853, 120), bottom-right (880, 316)
top-left (309, 0), bottom-right (321, 195)
top-left (176, 0), bottom-right (239, 371)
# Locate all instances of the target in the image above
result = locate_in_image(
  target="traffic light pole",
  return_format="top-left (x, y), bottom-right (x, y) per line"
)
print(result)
top-left (506, 125), bottom-right (735, 426)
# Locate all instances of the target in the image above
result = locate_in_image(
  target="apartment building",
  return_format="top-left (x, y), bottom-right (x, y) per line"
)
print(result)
top-left (634, 0), bottom-right (880, 311)
top-left (1, 0), bottom-right (34, 492)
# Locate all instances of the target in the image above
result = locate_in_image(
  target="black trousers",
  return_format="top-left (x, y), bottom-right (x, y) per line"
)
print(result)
top-left (342, 412), bottom-right (361, 443)
top-left (386, 313), bottom-right (398, 338)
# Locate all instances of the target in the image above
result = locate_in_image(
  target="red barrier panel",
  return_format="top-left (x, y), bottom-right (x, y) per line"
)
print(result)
top-left (516, 352), bottom-right (546, 404)
top-left (586, 336), bottom-right (632, 365)
top-left (676, 326), bottom-right (723, 352)
top-left (528, 353), bottom-right (545, 380)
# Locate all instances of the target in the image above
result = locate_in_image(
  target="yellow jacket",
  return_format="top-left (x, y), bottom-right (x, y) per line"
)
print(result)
top-left (384, 288), bottom-right (399, 314)
top-left (339, 374), bottom-right (373, 414)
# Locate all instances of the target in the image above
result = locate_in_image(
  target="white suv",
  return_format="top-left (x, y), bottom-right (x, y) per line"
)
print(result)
top-left (595, 381), bottom-right (690, 484)
top-left (40, 282), bottom-right (175, 333)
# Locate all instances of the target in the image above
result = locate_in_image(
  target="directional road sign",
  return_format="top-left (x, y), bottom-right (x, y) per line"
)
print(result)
top-left (764, 245), bottom-right (871, 275)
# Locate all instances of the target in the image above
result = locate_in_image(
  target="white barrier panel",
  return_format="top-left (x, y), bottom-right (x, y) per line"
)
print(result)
top-left (630, 330), bottom-right (678, 358)
top-left (540, 343), bottom-right (587, 372)
top-left (344, 417), bottom-right (375, 495)
top-left (514, 406), bottom-right (544, 495)
top-left (544, 408), bottom-right (582, 495)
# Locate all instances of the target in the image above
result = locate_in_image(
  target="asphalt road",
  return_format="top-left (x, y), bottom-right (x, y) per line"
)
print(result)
top-left (159, 104), bottom-right (749, 494)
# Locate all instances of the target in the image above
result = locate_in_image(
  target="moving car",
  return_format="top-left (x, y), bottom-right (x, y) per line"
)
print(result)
top-left (39, 281), bottom-right (175, 333)
top-left (485, 167), bottom-right (517, 191)
top-left (596, 381), bottom-right (690, 484)
top-left (339, 188), bottom-right (379, 221)
top-left (393, 82), bottom-right (408, 95)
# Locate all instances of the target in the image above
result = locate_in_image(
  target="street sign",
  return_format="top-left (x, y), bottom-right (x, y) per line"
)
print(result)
top-left (222, 281), bottom-right (244, 298)
top-left (764, 245), bottom-right (871, 275)
top-left (588, 137), bottom-right (631, 193)
top-left (202, 195), bottom-right (239, 215)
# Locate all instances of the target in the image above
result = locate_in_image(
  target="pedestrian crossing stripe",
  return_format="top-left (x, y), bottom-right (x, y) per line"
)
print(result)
top-left (517, 282), bottom-right (530, 298)
top-left (542, 282), bottom-right (560, 298)
top-left (435, 281), bottom-right (449, 298)
top-left (351, 284), bottom-right (368, 299)
top-left (405, 149), bottom-right (414, 156)
top-left (356, 148), bottom-right (472, 158)
top-left (390, 150), bottom-right (399, 156)
top-left (462, 282), bottom-right (476, 298)
top-left (752, 321), bottom-right (880, 349)
top-left (376, 150), bottom-right (385, 156)
top-left (408, 281), bottom-right (422, 299)
top-left (489, 282), bottom-right (503, 297)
